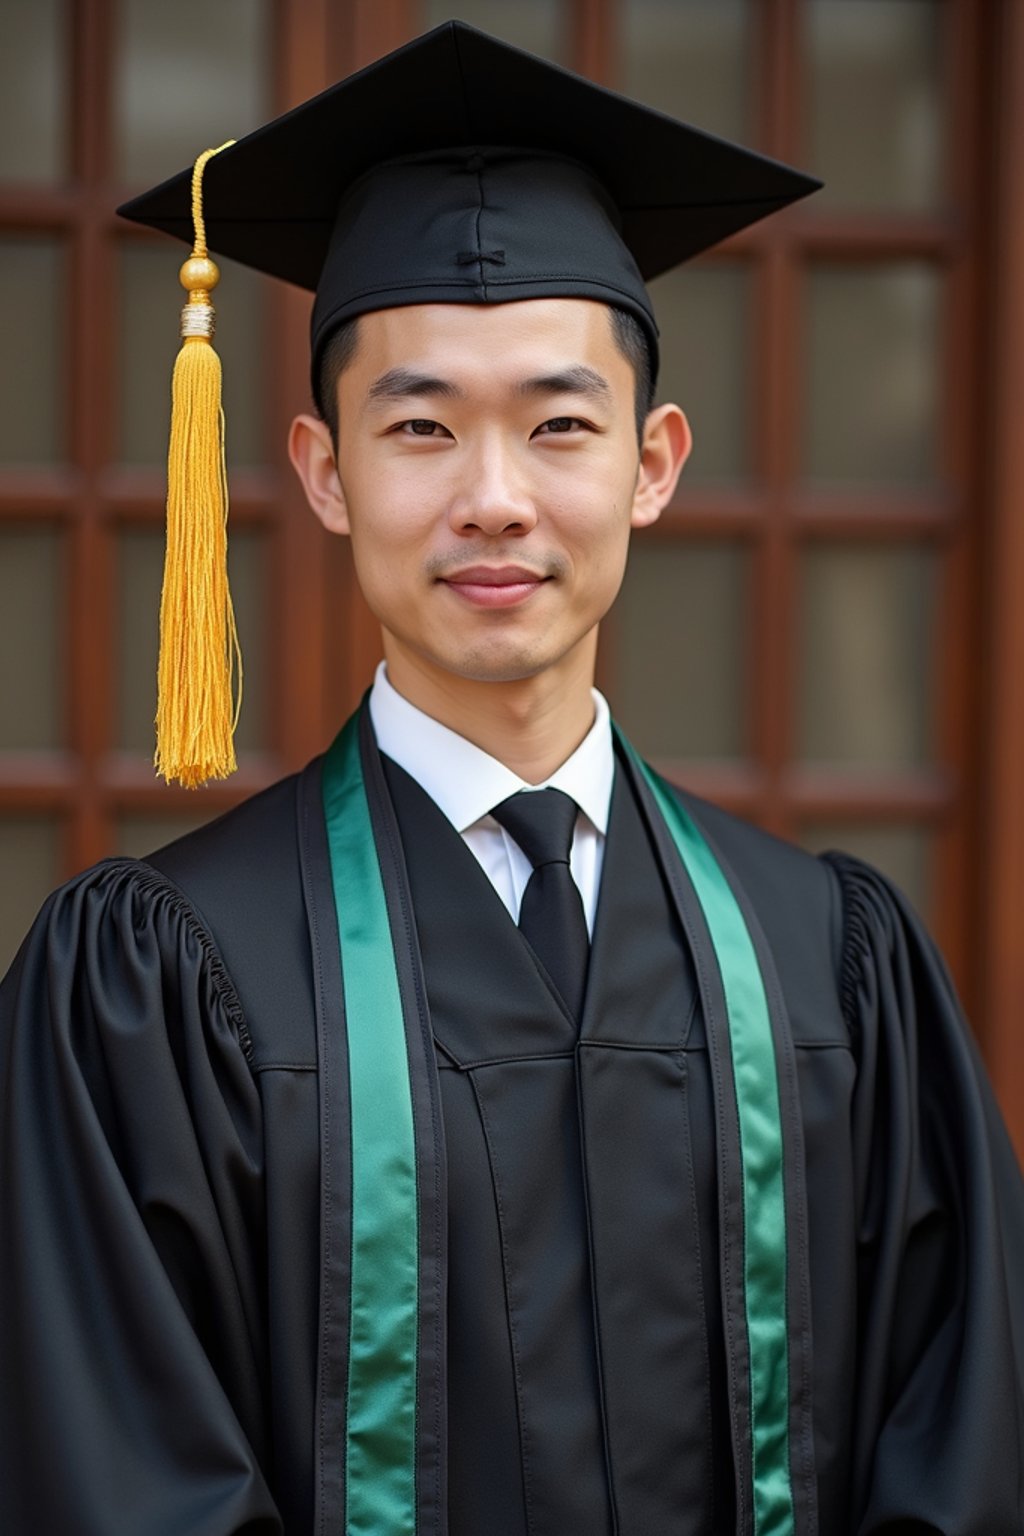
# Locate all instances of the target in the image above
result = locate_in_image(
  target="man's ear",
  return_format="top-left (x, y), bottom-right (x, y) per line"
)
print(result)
top-left (630, 403), bottom-right (692, 529)
top-left (288, 413), bottom-right (351, 534)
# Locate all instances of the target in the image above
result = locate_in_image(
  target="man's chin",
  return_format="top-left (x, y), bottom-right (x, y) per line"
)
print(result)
top-left (382, 622), bottom-right (597, 690)
top-left (443, 650), bottom-right (555, 685)
top-left (417, 634), bottom-right (571, 686)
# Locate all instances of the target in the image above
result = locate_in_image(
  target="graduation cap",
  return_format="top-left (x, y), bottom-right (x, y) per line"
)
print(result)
top-left (117, 19), bottom-right (821, 788)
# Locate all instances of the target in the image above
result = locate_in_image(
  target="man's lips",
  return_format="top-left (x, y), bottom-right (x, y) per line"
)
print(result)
top-left (439, 565), bottom-right (550, 609)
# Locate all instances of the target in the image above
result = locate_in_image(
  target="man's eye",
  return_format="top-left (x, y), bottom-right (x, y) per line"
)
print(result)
top-left (536, 417), bottom-right (584, 435)
top-left (399, 419), bottom-right (449, 437)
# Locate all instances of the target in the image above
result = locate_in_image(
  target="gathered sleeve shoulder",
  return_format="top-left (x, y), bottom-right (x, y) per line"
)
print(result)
top-left (0, 859), bottom-right (283, 1535)
top-left (824, 851), bottom-right (1024, 1535)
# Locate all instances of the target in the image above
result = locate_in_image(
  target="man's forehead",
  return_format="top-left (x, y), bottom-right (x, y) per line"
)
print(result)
top-left (344, 300), bottom-right (631, 399)
top-left (354, 297), bottom-right (628, 361)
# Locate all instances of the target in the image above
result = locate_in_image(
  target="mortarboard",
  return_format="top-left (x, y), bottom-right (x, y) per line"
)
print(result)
top-left (117, 20), bottom-right (821, 788)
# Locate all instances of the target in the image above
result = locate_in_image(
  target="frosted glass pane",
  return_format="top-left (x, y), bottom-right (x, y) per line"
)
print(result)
top-left (622, 0), bottom-right (751, 139)
top-left (612, 540), bottom-right (746, 759)
top-left (117, 526), bottom-right (269, 754)
top-left (809, 0), bottom-right (943, 211)
top-left (115, 0), bottom-right (271, 186)
top-left (804, 265), bottom-right (941, 486)
top-left (116, 813), bottom-right (220, 859)
top-left (0, 0), bottom-right (66, 183)
top-left (0, 818), bottom-right (60, 976)
top-left (0, 240), bottom-right (65, 465)
top-left (422, 0), bottom-right (560, 57)
top-left (648, 264), bottom-right (750, 482)
top-left (801, 822), bottom-right (931, 915)
top-left (0, 528), bottom-right (63, 749)
top-left (799, 545), bottom-right (935, 766)
top-left (118, 246), bottom-right (267, 467)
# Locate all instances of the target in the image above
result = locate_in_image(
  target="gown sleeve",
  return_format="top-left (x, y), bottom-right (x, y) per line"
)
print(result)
top-left (0, 859), bottom-right (283, 1535)
top-left (825, 852), bottom-right (1024, 1536)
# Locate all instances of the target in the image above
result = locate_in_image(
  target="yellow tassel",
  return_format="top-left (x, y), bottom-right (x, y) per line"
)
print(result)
top-left (155, 140), bottom-right (242, 789)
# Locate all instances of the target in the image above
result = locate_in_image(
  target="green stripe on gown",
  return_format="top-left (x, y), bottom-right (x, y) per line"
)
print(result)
top-left (323, 714), bottom-right (419, 1535)
top-left (620, 730), bottom-right (794, 1536)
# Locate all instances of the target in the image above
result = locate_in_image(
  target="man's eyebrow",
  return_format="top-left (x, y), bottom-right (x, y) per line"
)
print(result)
top-left (514, 366), bottom-right (613, 404)
top-left (366, 368), bottom-right (467, 404)
top-left (366, 363), bottom-right (614, 407)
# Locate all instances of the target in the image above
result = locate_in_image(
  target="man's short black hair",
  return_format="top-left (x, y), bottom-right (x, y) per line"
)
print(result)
top-left (315, 305), bottom-right (656, 447)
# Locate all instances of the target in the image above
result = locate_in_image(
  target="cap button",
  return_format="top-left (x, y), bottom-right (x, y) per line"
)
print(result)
top-left (465, 152), bottom-right (485, 173)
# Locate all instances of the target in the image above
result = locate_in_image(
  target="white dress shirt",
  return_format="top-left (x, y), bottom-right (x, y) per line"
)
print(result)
top-left (368, 662), bottom-right (615, 935)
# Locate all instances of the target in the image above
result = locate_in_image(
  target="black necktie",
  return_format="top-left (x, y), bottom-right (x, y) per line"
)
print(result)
top-left (490, 788), bottom-right (590, 1020)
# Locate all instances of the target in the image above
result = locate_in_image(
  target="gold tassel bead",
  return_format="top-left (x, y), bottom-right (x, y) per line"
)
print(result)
top-left (179, 254), bottom-right (220, 296)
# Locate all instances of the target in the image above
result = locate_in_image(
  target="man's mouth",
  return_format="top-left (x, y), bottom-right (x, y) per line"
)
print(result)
top-left (439, 565), bottom-right (550, 609)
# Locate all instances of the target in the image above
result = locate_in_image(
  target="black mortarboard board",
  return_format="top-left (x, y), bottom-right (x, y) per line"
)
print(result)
top-left (118, 18), bottom-right (821, 401)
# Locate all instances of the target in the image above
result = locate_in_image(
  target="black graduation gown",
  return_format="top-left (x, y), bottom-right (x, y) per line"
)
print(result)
top-left (1, 724), bottom-right (1023, 1535)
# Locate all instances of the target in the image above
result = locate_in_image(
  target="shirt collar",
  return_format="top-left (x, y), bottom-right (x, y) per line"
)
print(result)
top-left (368, 661), bottom-right (614, 837)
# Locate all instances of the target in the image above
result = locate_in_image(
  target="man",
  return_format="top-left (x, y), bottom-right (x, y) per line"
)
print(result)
top-left (1, 22), bottom-right (1022, 1536)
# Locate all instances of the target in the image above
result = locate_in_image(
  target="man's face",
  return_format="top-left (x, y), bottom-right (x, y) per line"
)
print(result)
top-left (325, 297), bottom-right (672, 688)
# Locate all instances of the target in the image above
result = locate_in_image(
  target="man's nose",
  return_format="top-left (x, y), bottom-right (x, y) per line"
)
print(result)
top-left (448, 442), bottom-right (538, 536)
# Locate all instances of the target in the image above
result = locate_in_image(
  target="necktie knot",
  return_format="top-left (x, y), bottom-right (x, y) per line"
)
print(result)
top-left (490, 787), bottom-right (578, 870)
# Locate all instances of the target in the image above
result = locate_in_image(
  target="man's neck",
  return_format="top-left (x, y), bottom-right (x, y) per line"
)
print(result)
top-left (381, 636), bottom-right (599, 784)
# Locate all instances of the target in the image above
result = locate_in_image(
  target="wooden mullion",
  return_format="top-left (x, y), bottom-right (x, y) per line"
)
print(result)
top-left (335, 0), bottom-right (418, 75)
top-left (794, 216), bottom-right (960, 260)
top-left (65, 0), bottom-right (116, 874)
top-left (657, 503), bottom-right (769, 539)
top-left (272, 0), bottom-right (339, 770)
top-left (979, 0), bottom-right (1024, 1157)
top-left (784, 767), bottom-right (953, 819)
top-left (791, 490), bottom-right (957, 535)
top-left (0, 756), bottom-right (80, 797)
top-left (0, 193), bottom-right (81, 230)
top-left (749, 0), bottom-right (801, 842)
top-left (768, 0), bottom-right (802, 165)
top-left (0, 471), bottom-right (81, 513)
top-left (569, 0), bottom-right (616, 84)
top-left (71, 0), bottom-right (111, 212)
top-left (747, 401), bottom-right (795, 842)
top-left (925, 0), bottom-right (986, 1002)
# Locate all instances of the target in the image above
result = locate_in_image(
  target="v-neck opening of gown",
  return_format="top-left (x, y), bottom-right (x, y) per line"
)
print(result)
top-left (379, 754), bottom-right (582, 1062)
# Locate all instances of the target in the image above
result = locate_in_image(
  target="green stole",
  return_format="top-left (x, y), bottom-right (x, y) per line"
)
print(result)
top-left (322, 707), bottom-right (798, 1536)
